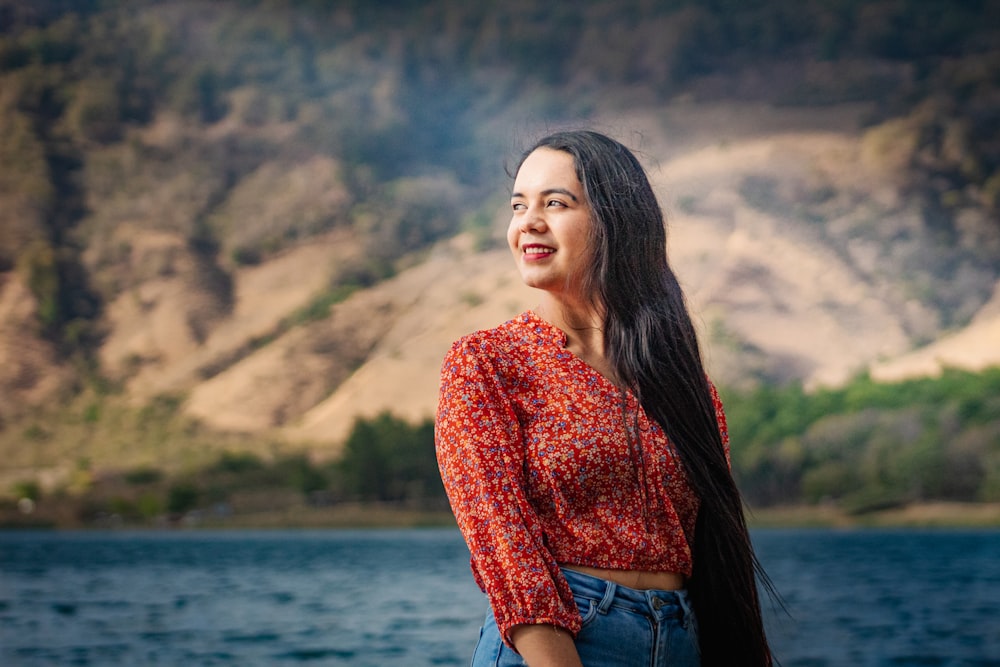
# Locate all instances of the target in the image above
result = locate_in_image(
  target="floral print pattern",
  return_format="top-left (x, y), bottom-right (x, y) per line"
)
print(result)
top-left (435, 311), bottom-right (730, 647)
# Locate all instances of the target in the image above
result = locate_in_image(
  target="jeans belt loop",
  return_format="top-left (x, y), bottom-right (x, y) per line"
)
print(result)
top-left (596, 578), bottom-right (617, 614)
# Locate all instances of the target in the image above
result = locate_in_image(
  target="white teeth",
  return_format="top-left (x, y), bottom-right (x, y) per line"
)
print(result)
top-left (524, 247), bottom-right (553, 254)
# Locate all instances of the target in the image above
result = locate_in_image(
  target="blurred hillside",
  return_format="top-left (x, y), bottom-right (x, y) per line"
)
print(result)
top-left (1, 0), bottom-right (999, 499)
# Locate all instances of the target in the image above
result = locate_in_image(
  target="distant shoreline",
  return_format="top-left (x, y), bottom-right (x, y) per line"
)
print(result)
top-left (746, 501), bottom-right (1000, 529)
top-left (3, 501), bottom-right (999, 531)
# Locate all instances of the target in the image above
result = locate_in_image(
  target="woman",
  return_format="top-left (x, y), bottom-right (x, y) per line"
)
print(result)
top-left (436, 130), bottom-right (774, 666)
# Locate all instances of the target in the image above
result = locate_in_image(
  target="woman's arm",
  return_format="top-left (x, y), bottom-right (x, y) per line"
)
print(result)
top-left (510, 624), bottom-right (584, 667)
top-left (435, 337), bottom-right (583, 649)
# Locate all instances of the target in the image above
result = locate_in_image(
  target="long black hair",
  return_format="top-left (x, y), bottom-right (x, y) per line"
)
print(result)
top-left (518, 130), bottom-right (776, 666)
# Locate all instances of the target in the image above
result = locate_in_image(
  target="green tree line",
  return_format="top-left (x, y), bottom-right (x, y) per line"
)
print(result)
top-left (3, 411), bottom-right (446, 527)
top-left (723, 367), bottom-right (1000, 512)
top-left (7, 367), bottom-right (997, 527)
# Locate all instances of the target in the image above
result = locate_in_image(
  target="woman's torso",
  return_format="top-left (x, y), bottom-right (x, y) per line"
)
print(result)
top-left (491, 311), bottom-right (701, 578)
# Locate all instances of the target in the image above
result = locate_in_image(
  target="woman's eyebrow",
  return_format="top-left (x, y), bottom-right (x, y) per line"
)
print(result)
top-left (510, 187), bottom-right (579, 202)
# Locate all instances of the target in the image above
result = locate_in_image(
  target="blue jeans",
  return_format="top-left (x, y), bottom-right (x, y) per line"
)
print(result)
top-left (471, 568), bottom-right (700, 666)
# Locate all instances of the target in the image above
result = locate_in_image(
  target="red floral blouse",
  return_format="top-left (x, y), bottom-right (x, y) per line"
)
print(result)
top-left (435, 311), bottom-right (730, 647)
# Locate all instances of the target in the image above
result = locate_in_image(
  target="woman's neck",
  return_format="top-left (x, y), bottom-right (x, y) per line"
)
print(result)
top-left (536, 294), bottom-right (618, 385)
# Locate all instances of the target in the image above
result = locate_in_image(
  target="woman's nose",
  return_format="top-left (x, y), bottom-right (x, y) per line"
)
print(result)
top-left (519, 208), bottom-right (547, 233)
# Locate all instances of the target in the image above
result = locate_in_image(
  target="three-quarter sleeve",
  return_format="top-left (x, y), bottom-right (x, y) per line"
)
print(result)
top-left (435, 337), bottom-right (581, 648)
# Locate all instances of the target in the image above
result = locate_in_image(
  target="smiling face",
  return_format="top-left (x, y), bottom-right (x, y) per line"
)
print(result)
top-left (508, 147), bottom-right (594, 301)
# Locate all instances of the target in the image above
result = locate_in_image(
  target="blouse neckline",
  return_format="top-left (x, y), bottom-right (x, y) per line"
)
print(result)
top-left (522, 310), bottom-right (627, 397)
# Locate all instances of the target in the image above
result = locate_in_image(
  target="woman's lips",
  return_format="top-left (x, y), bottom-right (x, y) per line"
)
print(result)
top-left (523, 244), bottom-right (555, 260)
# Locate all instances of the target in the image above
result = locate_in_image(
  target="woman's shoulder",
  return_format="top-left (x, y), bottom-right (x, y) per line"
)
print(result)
top-left (446, 310), bottom-right (552, 358)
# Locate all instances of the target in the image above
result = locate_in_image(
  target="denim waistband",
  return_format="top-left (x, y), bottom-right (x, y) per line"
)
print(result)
top-left (561, 567), bottom-right (694, 621)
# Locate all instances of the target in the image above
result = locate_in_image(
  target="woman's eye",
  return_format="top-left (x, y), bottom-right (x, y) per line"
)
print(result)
top-left (547, 199), bottom-right (565, 207)
top-left (512, 202), bottom-right (526, 211)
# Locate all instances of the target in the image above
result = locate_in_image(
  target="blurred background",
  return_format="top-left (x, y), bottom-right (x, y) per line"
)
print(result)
top-left (0, 0), bottom-right (999, 529)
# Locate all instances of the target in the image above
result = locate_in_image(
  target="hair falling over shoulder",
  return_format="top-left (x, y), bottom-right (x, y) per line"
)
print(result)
top-left (519, 130), bottom-right (778, 666)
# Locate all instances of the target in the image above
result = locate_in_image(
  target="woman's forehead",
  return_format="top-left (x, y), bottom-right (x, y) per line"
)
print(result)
top-left (513, 148), bottom-right (581, 191)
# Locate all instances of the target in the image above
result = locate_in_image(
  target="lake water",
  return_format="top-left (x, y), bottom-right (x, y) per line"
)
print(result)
top-left (0, 528), bottom-right (998, 666)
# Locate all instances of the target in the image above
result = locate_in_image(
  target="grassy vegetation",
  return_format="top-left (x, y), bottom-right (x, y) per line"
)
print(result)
top-left (0, 389), bottom-right (276, 476)
top-left (0, 408), bottom-right (446, 529)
